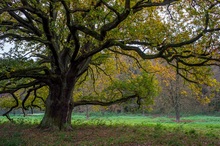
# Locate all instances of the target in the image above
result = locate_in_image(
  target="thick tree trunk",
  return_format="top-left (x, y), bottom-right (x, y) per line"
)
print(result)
top-left (39, 79), bottom-right (75, 130)
top-left (39, 56), bottom-right (91, 130)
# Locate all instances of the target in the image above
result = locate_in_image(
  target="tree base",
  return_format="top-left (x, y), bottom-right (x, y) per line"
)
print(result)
top-left (38, 122), bottom-right (73, 131)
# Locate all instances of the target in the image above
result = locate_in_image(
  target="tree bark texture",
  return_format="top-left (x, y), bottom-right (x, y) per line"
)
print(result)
top-left (39, 79), bottom-right (75, 130)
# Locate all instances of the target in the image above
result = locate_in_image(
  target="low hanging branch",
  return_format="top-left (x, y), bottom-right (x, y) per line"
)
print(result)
top-left (74, 94), bottom-right (139, 107)
top-left (22, 84), bottom-right (46, 111)
top-left (31, 85), bottom-right (46, 110)
top-left (1, 82), bottom-right (46, 120)
top-left (2, 93), bottom-right (19, 122)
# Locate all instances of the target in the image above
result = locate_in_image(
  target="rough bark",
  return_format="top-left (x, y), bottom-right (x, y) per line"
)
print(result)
top-left (39, 79), bottom-right (75, 130)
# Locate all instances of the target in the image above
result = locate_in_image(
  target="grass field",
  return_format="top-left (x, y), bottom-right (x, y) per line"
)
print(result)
top-left (0, 113), bottom-right (220, 145)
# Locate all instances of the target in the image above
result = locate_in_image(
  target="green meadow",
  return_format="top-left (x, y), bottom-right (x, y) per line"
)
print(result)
top-left (0, 113), bottom-right (220, 145)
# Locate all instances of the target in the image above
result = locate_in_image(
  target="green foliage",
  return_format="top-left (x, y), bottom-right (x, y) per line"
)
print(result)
top-left (0, 57), bottom-right (38, 91)
top-left (0, 57), bottom-right (47, 111)
top-left (0, 57), bottom-right (37, 72)
top-left (0, 95), bottom-right (16, 108)
top-left (0, 88), bottom-right (46, 111)
top-left (109, 72), bottom-right (159, 98)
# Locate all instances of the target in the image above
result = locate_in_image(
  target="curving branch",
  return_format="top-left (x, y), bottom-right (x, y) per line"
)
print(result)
top-left (0, 2), bottom-right (62, 73)
top-left (101, 0), bottom-right (120, 16)
top-left (22, 84), bottom-right (45, 110)
top-left (100, 1), bottom-right (131, 39)
top-left (76, 40), bottom-right (113, 63)
top-left (60, 0), bottom-right (80, 64)
top-left (90, 63), bottom-right (114, 82)
top-left (112, 40), bottom-right (161, 59)
top-left (132, 0), bottom-right (179, 12)
top-left (74, 94), bottom-right (139, 107)
top-left (0, 33), bottom-right (49, 44)
top-left (8, 1), bottom-right (62, 73)
top-left (1, 2), bottom-right (42, 35)
top-left (0, 66), bottom-right (51, 82)
top-left (162, 2), bottom-right (219, 50)
top-left (74, 24), bottom-right (104, 41)
top-left (108, 48), bottom-right (151, 74)
top-left (0, 80), bottom-right (42, 94)
top-left (2, 93), bottom-right (19, 121)
top-left (7, 10), bottom-right (41, 36)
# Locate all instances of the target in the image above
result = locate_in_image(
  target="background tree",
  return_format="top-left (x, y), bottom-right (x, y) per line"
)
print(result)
top-left (151, 58), bottom-right (219, 118)
top-left (0, 0), bottom-right (220, 130)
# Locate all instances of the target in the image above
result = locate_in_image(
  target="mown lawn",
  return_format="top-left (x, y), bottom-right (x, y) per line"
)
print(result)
top-left (0, 113), bottom-right (219, 145)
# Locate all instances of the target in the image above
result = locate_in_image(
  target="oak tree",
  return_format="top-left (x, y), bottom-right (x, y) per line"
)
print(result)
top-left (0, 0), bottom-right (220, 130)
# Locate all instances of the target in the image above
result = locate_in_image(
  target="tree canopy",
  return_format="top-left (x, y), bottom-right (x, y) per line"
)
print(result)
top-left (0, 0), bottom-right (220, 130)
